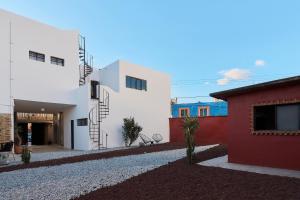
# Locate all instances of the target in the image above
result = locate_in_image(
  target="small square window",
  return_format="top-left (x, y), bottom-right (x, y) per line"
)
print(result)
top-left (29, 51), bottom-right (45, 62)
top-left (51, 56), bottom-right (64, 66)
top-left (77, 118), bottom-right (88, 126)
top-left (198, 106), bottom-right (209, 117)
top-left (179, 108), bottom-right (190, 117)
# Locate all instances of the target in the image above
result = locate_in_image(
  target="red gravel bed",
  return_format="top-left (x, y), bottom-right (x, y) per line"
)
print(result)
top-left (75, 145), bottom-right (300, 200)
top-left (0, 143), bottom-right (185, 173)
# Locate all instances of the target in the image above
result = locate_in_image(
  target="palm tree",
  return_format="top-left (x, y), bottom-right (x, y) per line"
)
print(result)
top-left (182, 117), bottom-right (200, 164)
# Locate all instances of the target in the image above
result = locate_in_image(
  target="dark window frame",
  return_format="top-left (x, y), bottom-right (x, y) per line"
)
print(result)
top-left (252, 101), bottom-right (300, 135)
top-left (77, 118), bottom-right (88, 126)
top-left (29, 51), bottom-right (45, 62)
top-left (50, 56), bottom-right (65, 66)
top-left (125, 76), bottom-right (147, 91)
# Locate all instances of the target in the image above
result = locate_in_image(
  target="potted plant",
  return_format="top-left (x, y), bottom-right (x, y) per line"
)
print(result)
top-left (14, 126), bottom-right (23, 154)
top-left (21, 146), bottom-right (31, 164)
top-left (0, 152), bottom-right (9, 165)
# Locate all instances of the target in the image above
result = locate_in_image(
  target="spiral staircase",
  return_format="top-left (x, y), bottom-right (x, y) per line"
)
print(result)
top-left (88, 88), bottom-right (110, 149)
top-left (79, 35), bottom-right (93, 86)
top-left (79, 35), bottom-right (110, 149)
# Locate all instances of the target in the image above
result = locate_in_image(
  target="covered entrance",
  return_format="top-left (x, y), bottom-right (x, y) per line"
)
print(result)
top-left (16, 112), bottom-right (63, 146)
top-left (14, 99), bottom-right (75, 151)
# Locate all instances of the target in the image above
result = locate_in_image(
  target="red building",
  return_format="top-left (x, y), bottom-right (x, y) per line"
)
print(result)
top-left (210, 76), bottom-right (300, 170)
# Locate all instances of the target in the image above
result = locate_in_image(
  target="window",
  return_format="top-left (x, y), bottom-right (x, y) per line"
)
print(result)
top-left (126, 76), bottom-right (147, 91)
top-left (277, 104), bottom-right (300, 131)
top-left (254, 103), bottom-right (300, 131)
top-left (50, 56), bottom-right (64, 66)
top-left (29, 51), bottom-right (45, 62)
top-left (137, 79), bottom-right (142, 90)
top-left (77, 118), bottom-right (88, 126)
top-left (91, 81), bottom-right (99, 99)
top-left (198, 106), bottom-right (209, 117)
top-left (254, 105), bottom-right (276, 130)
top-left (141, 80), bottom-right (147, 91)
top-left (179, 108), bottom-right (190, 118)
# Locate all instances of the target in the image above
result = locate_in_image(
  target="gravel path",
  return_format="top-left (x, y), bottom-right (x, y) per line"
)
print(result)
top-left (6, 146), bottom-right (131, 166)
top-left (0, 145), bottom-right (216, 200)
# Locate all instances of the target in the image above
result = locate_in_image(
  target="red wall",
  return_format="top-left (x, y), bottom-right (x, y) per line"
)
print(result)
top-left (227, 84), bottom-right (300, 170)
top-left (169, 116), bottom-right (228, 145)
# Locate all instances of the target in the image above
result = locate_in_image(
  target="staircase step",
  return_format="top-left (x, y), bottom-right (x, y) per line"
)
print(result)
top-left (88, 87), bottom-right (109, 148)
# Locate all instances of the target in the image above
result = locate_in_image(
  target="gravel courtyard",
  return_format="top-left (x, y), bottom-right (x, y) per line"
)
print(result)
top-left (0, 145), bottom-right (215, 200)
top-left (75, 145), bottom-right (300, 200)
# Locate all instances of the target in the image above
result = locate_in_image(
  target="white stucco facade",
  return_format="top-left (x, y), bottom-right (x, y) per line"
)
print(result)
top-left (0, 9), bottom-right (171, 150)
top-left (96, 60), bottom-right (171, 148)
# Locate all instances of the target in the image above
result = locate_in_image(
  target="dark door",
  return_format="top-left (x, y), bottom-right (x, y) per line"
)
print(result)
top-left (32, 123), bottom-right (46, 145)
top-left (71, 120), bottom-right (74, 149)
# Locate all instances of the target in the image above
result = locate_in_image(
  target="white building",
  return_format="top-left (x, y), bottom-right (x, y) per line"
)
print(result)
top-left (0, 9), bottom-right (171, 150)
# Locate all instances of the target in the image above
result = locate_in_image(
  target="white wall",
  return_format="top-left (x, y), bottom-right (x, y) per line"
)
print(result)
top-left (97, 60), bottom-right (171, 148)
top-left (99, 61), bottom-right (120, 92)
top-left (63, 84), bottom-right (90, 150)
top-left (0, 9), bottom-right (79, 106)
top-left (0, 9), bottom-right (87, 149)
top-left (0, 10), bottom-right (13, 114)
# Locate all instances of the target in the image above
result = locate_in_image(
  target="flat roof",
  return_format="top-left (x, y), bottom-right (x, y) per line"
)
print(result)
top-left (210, 75), bottom-right (300, 100)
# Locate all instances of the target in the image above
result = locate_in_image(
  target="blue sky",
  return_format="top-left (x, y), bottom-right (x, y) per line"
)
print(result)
top-left (1, 0), bottom-right (300, 102)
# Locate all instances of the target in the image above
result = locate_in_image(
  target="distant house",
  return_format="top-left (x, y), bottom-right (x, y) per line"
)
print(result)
top-left (210, 76), bottom-right (300, 170)
top-left (171, 101), bottom-right (228, 118)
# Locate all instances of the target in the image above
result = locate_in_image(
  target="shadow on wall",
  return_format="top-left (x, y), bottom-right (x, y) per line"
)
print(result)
top-left (169, 116), bottom-right (228, 145)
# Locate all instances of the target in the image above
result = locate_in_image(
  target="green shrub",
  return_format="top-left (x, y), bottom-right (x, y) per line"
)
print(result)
top-left (21, 147), bottom-right (31, 164)
top-left (182, 117), bottom-right (200, 165)
top-left (122, 117), bottom-right (143, 146)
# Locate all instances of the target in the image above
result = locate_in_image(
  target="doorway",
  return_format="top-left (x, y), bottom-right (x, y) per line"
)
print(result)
top-left (15, 112), bottom-right (63, 146)
top-left (71, 120), bottom-right (74, 149)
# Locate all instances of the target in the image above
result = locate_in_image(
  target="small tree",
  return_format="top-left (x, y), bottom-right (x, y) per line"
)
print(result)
top-left (21, 146), bottom-right (31, 164)
top-left (122, 117), bottom-right (143, 146)
top-left (182, 117), bottom-right (200, 165)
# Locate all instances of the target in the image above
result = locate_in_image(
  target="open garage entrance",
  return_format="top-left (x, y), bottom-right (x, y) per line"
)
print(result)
top-left (16, 113), bottom-right (63, 146)
top-left (14, 99), bottom-right (75, 152)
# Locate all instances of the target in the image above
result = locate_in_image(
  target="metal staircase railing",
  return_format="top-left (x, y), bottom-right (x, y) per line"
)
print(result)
top-left (89, 86), bottom-right (110, 149)
top-left (79, 35), bottom-right (93, 86)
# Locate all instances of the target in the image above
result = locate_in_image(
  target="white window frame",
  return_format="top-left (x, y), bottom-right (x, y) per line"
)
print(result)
top-left (179, 108), bottom-right (190, 118)
top-left (198, 106), bottom-right (210, 117)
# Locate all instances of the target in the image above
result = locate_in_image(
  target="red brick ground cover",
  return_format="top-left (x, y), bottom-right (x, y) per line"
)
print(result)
top-left (75, 145), bottom-right (300, 200)
top-left (0, 143), bottom-right (185, 173)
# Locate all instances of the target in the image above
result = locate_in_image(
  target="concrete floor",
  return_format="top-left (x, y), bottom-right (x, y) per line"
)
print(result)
top-left (29, 145), bottom-right (68, 153)
top-left (198, 155), bottom-right (300, 179)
